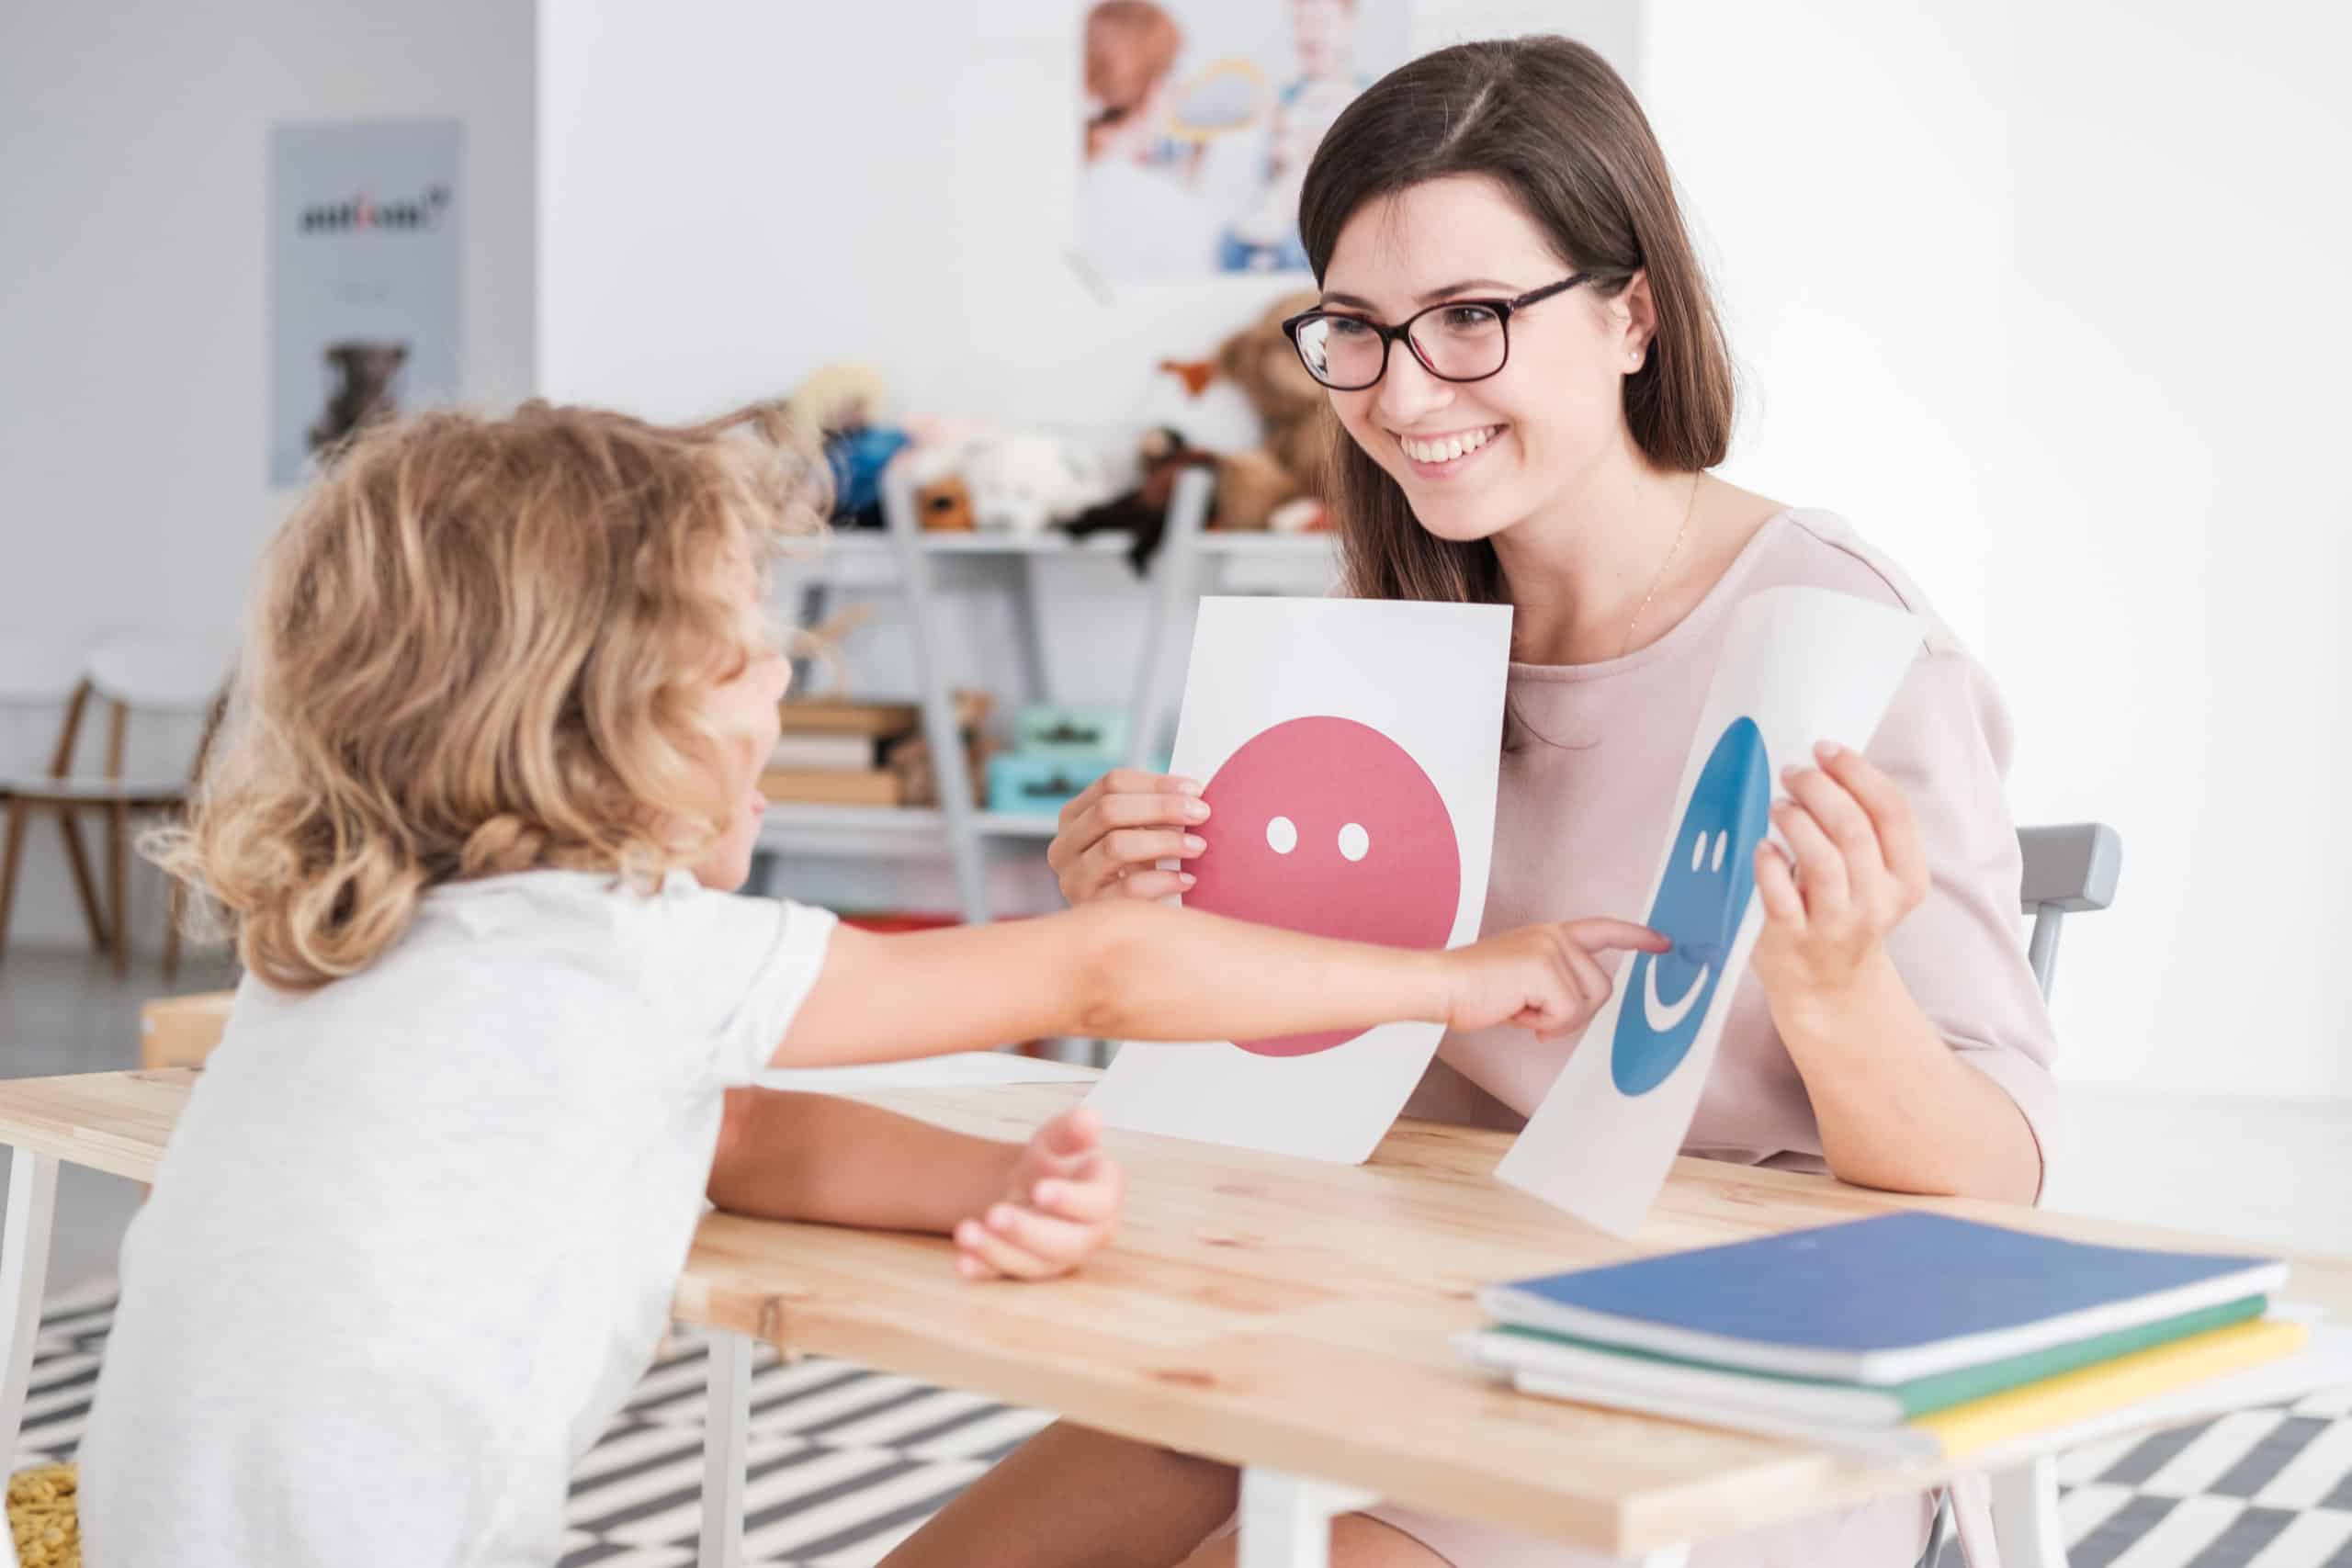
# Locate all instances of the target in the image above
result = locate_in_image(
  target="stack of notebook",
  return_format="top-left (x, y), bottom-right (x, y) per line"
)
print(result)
top-left (1460, 1211), bottom-right (2308, 1461)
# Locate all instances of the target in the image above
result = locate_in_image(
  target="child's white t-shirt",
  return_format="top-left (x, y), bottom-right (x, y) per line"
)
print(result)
top-left (78, 869), bottom-right (837, 1567)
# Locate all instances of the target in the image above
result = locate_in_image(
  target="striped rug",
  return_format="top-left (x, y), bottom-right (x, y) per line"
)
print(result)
top-left (17, 1281), bottom-right (2352, 1567)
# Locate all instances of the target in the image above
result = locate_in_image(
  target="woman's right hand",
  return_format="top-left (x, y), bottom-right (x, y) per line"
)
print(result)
top-left (1439, 919), bottom-right (1669, 1040)
top-left (1047, 770), bottom-right (1213, 905)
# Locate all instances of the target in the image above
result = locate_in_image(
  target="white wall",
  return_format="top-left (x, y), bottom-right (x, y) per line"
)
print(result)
top-left (538, 3), bottom-right (1635, 426)
top-left (1643, 1), bottom-right (2352, 1097)
top-left (0, 0), bottom-right (538, 948)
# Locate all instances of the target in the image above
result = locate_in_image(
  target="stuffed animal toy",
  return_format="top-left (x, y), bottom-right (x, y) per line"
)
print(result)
top-left (1211, 446), bottom-right (1302, 533)
top-left (1140, 291), bottom-right (1335, 534)
top-left (309, 340), bottom-right (408, 457)
top-left (1215, 288), bottom-right (1333, 517)
top-left (914, 473), bottom-right (974, 532)
top-left (785, 363), bottom-right (909, 529)
top-left (948, 431), bottom-right (1118, 536)
top-left (1063, 425), bottom-right (1218, 571)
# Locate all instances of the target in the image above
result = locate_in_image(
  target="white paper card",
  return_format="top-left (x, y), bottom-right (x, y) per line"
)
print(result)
top-left (1494, 587), bottom-right (1923, 1235)
top-left (1087, 596), bottom-right (1512, 1163)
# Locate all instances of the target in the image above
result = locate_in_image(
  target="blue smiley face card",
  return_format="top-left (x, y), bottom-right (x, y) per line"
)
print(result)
top-left (1496, 587), bottom-right (1924, 1236)
top-left (1610, 716), bottom-right (1774, 1097)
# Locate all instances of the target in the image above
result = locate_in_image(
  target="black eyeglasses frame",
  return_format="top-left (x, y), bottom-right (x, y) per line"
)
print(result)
top-left (1279, 273), bottom-right (1597, 390)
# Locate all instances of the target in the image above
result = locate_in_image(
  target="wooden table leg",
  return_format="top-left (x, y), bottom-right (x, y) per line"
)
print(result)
top-left (1, 1145), bottom-right (59, 1467)
top-left (1986, 1454), bottom-right (2069, 1568)
top-left (698, 1327), bottom-right (752, 1568)
top-left (107, 800), bottom-right (131, 976)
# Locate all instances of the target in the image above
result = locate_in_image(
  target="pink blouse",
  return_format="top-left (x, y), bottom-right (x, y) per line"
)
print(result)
top-left (1402, 507), bottom-right (2063, 1190)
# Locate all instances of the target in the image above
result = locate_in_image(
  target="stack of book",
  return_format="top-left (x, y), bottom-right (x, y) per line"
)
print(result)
top-left (1460, 1211), bottom-right (2309, 1461)
top-left (761, 693), bottom-right (991, 808)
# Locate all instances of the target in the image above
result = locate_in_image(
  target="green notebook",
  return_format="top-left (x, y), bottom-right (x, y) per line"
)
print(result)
top-left (1461, 1294), bottom-right (2267, 1427)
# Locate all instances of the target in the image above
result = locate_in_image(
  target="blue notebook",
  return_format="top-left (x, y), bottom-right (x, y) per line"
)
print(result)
top-left (1479, 1212), bottom-right (2287, 1385)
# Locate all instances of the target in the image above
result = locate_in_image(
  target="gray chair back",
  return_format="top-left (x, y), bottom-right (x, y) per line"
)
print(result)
top-left (2016, 823), bottom-right (2123, 999)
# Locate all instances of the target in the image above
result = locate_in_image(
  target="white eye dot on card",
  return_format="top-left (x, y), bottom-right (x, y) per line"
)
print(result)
top-left (1266, 815), bottom-right (1298, 854)
top-left (1337, 822), bottom-right (1370, 862)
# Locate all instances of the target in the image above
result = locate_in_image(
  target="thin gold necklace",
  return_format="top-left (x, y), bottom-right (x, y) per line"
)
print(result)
top-left (1621, 472), bottom-right (1703, 659)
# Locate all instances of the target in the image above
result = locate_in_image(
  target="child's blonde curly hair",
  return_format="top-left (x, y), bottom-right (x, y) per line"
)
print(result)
top-left (156, 399), bottom-right (826, 992)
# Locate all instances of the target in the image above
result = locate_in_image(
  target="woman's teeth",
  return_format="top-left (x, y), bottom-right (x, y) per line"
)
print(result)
top-left (1399, 425), bottom-right (1501, 465)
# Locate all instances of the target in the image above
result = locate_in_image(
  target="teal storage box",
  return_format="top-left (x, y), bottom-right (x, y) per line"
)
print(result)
top-left (986, 753), bottom-right (1114, 816)
top-left (1014, 704), bottom-right (1130, 762)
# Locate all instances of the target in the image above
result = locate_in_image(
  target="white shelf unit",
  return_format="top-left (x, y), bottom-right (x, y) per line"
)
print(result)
top-left (751, 464), bottom-right (1338, 925)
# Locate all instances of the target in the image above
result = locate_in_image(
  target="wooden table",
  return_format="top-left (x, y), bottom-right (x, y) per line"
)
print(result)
top-left (4, 1068), bottom-right (2346, 1568)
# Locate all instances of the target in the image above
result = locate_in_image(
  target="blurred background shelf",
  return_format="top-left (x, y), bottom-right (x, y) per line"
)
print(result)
top-left (752, 459), bottom-right (1323, 926)
top-left (754, 803), bottom-right (1062, 857)
top-left (802, 529), bottom-right (1335, 558)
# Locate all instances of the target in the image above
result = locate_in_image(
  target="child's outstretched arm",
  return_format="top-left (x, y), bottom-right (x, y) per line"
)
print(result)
top-left (775, 901), bottom-right (1662, 1070)
top-left (707, 1092), bottom-right (1122, 1281)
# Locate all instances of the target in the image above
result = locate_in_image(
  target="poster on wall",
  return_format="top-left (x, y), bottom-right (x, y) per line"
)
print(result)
top-left (1493, 588), bottom-right (1922, 1235)
top-left (268, 118), bottom-right (463, 487)
top-left (1077, 0), bottom-right (1412, 281)
top-left (1408, 1), bottom-right (1640, 73)
top-left (1086, 596), bottom-right (1511, 1163)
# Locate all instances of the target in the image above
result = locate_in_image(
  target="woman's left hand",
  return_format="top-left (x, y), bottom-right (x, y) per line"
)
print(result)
top-left (1752, 741), bottom-right (1929, 1006)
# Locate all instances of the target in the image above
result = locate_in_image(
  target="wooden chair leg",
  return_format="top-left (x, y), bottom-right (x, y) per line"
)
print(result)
top-left (107, 799), bottom-right (131, 976)
top-left (164, 864), bottom-right (185, 981)
top-left (57, 807), bottom-right (113, 953)
top-left (0, 803), bottom-right (28, 964)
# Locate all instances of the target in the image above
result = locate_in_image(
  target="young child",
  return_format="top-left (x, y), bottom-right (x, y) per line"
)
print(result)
top-left (76, 400), bottom-right (1661, 1567)
top-left (1220, 0), bottom-right (1366, 273)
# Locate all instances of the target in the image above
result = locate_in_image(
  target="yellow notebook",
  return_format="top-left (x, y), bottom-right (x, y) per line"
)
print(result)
top-left (1916, 1316), bottom-right (2310, 1459)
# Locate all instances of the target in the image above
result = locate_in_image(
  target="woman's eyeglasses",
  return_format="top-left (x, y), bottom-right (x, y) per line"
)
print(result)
top-left (1281, 274), bottom-right (1594, 391)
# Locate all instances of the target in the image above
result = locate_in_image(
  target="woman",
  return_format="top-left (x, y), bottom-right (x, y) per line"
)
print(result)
top-left (888, 34), bottom-right (2058, 1568)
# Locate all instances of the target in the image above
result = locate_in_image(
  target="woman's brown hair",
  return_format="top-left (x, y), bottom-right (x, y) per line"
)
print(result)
top-left (1297, 35), bottom-right (1736, 604)
top-left (152, 400), bottom-right (825, 992)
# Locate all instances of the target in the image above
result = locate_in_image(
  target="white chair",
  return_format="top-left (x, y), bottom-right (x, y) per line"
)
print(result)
top-left (0, 639), bottom-right (226, 977)
top-left (0, 641), bottom-right (108, 958)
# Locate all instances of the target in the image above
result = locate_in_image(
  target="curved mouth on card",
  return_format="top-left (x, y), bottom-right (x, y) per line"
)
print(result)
top-left (1643, 955), bottom-right (1708, 1032)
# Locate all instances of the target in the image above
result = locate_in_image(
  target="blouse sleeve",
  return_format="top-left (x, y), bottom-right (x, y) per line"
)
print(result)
top-left (1866, 646), bottom-right (2067, 1201)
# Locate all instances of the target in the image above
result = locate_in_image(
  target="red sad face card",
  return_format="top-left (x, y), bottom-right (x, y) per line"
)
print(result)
top-left (1087, 597), bottom-right (1511, 1163)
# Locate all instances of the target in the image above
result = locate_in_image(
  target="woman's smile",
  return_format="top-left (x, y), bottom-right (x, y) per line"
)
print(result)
top-left (1393, 422), bottom-right (1509, 478)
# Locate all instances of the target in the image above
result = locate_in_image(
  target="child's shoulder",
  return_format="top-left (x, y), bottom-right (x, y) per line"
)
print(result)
top-left (416, 868), bottom-right (831, 979)
top-left (224, 872), bottom-right (834, 1083)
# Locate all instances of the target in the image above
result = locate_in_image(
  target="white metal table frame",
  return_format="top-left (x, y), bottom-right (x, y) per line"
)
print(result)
top-left (0, 1140), bottom-right (2070, 1568)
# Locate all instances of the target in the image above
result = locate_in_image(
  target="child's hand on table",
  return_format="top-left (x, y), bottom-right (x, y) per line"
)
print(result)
top-left (954, 1106), bottom-right (1125, 1281)
top-left (1441, 919), bottom-right (1668, 1041)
